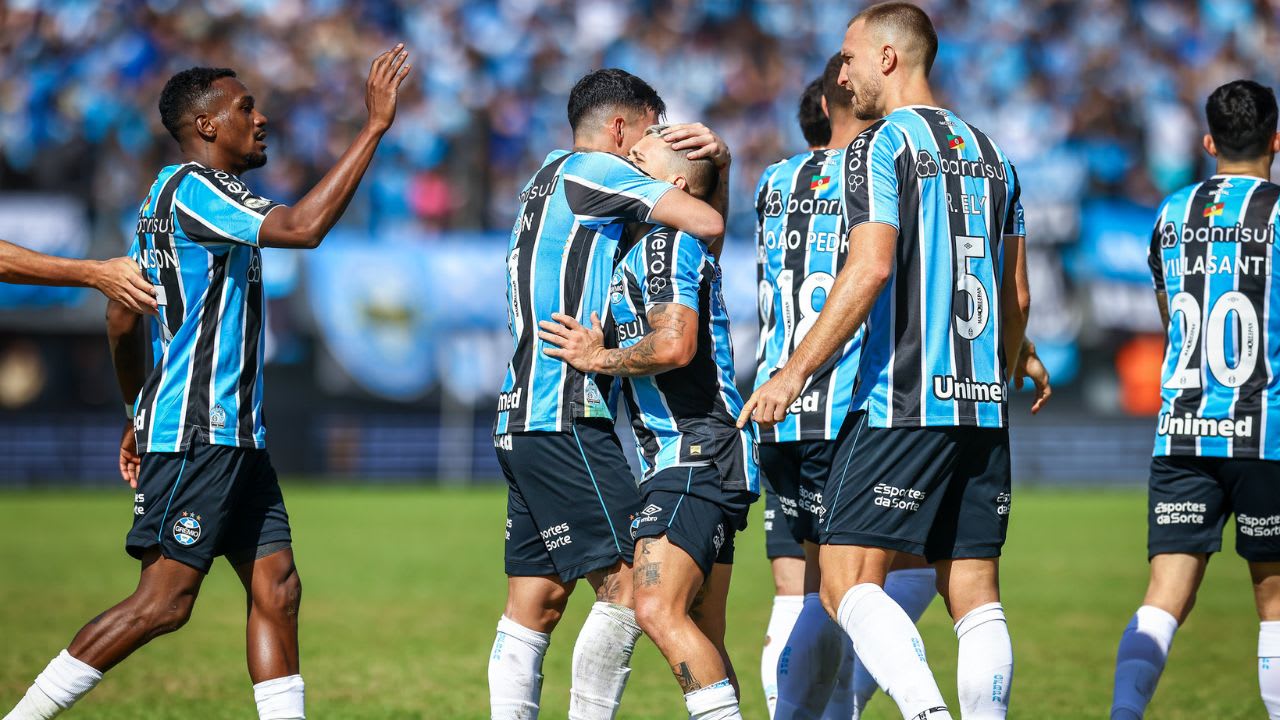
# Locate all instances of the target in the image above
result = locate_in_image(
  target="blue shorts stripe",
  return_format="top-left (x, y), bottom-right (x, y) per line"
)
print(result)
top-left (823, 420), bottom-right (865, 533)
top-left (572, 424), bottom-right (622, 554)
top-left (155, 447), bottom-right (192, 543)
top-left (667, 467), bottom-right (694, 528)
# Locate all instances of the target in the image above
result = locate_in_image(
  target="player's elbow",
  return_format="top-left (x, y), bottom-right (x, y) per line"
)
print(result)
top-left (654, 335), bottom-right (696, 370)
top-left (863, 258), bottom-right (893, 290)
top-left (689, 211), bottom-right (724, 240)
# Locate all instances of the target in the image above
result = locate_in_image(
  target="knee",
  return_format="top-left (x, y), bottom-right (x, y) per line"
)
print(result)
top-left (130, 590), bottom-right (197, 637)
top-left (633, 590), bottom-right (676, 643)
top-left (819, 576), bottom-right (851, 619)
top-left (255, 569), bottom-right (302, 620)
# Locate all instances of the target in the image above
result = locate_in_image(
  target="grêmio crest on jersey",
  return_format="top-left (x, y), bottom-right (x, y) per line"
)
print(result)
top-left (1148, 174), bottom-right (1280, 459)
top-left (753, 148), bottom-right (860, 442)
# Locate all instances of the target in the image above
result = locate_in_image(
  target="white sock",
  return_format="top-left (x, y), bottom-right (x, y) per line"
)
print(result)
top-left (490, 615), bottom-right (550, 720)
top-left (569, 602), bottom-right (643, 719)
top-left (763, 595), bottom-right (804, 718)
top-left (4, 650), bottom-right (102, 720)
top-left (836, 584), bottom-right (952, 720)
top-left (955, 602), bottom-right (1013, 719)
top-left (253, 675), bottom-right (305, 719)
top-left (776, 593), bottom-right (845, 719)
top-left (1111, 605), bottom-right (1178, 720)
top-left (1259, 621), bottom-right (1280, 719)
top-left (685, 678), bottom-right (744, 720)
top-left (851, 567), bottom-right (938, 716)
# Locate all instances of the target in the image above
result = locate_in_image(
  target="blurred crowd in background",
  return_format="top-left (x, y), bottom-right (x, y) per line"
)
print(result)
top-left (0, 0), bottom-right (1278, 482)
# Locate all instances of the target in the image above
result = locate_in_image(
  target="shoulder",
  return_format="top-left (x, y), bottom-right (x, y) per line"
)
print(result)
top-left (178, 165), bottom-right (273, 211)
top-left (565, 151), bottom-right (641, 178)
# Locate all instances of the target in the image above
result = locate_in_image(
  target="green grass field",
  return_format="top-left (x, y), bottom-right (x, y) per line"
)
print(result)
top-left (0, 485), bottom-right (1265, 718)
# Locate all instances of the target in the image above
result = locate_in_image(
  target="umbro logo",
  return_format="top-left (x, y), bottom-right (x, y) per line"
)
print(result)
top-left (641, 504), bottom-right (663, 516)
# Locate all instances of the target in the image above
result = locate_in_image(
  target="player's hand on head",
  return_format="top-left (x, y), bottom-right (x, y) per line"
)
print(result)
top-left (537, 312), bottom-right (606, 372)
top-left (94, 257), bottom-right (157, 316)
top-left (1015, 341), bottom-right (1052, 415)
top-left (365, 42), bottom-right (412, 133)
top-left (737, 370), bottom-right (803, 429)
top-left (661, 123), bottom-right (731, 169)
top-left (118, 422), bottom-right (141, 489)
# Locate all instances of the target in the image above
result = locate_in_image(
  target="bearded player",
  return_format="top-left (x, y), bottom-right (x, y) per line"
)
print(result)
top-left (4, 45), bottom-right (411, 720)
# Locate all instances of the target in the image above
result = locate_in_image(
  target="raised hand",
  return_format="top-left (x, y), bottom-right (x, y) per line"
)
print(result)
top-left (92, 257), bottom-right (157, 315)
top-left (661, 123), bottom-right (731, 169)
top-left (365, 43), bottom-right (412, 134)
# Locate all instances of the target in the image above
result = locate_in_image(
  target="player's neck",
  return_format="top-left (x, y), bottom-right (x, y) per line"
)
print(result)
top-left (571, 134), bottom-right (624, 157)
top-left (827, 116), bottom-right (863, 148)
top-left (1213, 158), bottom-right (1273, 182)
top-left (181, 145), bottom-right (247, 176)
top-left (880, 74), bottom-right (938, 115)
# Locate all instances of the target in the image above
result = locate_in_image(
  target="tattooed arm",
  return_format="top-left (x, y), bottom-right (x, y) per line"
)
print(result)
top-left (538, 305), bottom-right (697, 377)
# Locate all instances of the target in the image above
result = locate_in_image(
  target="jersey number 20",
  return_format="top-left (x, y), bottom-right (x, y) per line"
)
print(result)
top-left (1165, 290), bottom-right (1260, 389)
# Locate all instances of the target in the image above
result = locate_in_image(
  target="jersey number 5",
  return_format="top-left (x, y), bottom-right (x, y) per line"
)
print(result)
top-left (954, 235), bottom-right (990, 340)
top-left (1164, 290), bottom-right (1260, 389)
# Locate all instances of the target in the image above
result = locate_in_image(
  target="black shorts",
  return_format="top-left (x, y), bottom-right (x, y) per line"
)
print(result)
top-left (819, 411), bottom-right (1011, 563)
top-left (762, 475), bottom-right (804, 560)
top-left (631, 464), bottom-right (755, 578)
top-left (760, 440), bottom-right (838, 546)
top-left (1149, 455), bottom-right (1280, 562)
top-left (496, 419), bottom-right (641, 582)
top-left (126, 443), bottom-right (292, 574)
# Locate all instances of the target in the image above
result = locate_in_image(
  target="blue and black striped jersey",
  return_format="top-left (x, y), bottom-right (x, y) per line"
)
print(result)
top-left (128, 162), bottom-right (282, 453)
top-left (843, 106), bottom-right (1024, 428)
top-left (1149, 174), bottom-right (1280, 459)
top-left (609, 226), bottom-right (759, 494)
top-left (496, 151), bottom-right (675, 434)
top-left (753, 148), bottom-right (860, 442)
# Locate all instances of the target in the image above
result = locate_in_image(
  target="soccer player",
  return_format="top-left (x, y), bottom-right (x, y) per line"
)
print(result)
top-left (1110, 80), bottom-right (1280, 720)
top-left (757, 56), bottom-right (938, 720)
top-left (742, 5), bottom-right (1035, 718)
top-left (490, 69), bottom-right (730, 720)
top-left (4, 45), bottom-right (412, 720)
top-left (0, 238), bottom-right (157, 314)
top-left (539, 125), bottom-right (758, 720)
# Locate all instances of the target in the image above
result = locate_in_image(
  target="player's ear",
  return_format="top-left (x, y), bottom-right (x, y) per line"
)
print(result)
top-left (881, 44), bottom-right (896, 76)
top-left (1270, 131), bottom-right (1280, 154)
top-left (820, 95), bottom-right (830, 120)
top-left (1203, 133), bottom-right (1217, 158)
top-left (673, 176), bottom-right (689, 193)
top-left (609, 115), bottom-right (626, 150)
top-left (193, 113), bottom-right (217, 142)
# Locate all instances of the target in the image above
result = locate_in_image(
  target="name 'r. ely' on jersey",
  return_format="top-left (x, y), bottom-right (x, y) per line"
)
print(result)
top-left (496, 150), bottom-right (675, 434)
top-left (609, 226), bottom-right (759, 494)
top-left (1148, 174), bottom-right (1280, 459)
top-left (129, 162), bottom-right (282, 453)
top-left (844, 105), bottom-right (1024, 428)
top-left (753, 148), bottom-right (860, 442)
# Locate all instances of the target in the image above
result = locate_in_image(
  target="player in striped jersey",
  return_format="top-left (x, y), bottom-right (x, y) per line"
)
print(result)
top-left (758, 56), bottom-right (937, 720)
top-left (743, 5), bottom-right (1032, 719)
top-left (5, 46), bottom-right (411, 720)
top-left (1111, 80), bottom-right (1280, 720)
top-left (489, 70), bottom-right (731, 720)
top-left (0, 239), bottom-right (156, 314)
top-left (540, 127), bottom-right (757, 720)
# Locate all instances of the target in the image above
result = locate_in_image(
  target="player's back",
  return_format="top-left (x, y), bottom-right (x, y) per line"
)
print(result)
top-left (1149, 175), bottom-right (1280, 459)
top-left (754, 148), bottom-right (859, 442)
top-left (130, 162), bottom-right (279, 453)
top-left (497, 150), bottom-right (674, 435)
top-left (844, 105), bottom-right (1023, 429)
top-left (610, 226), bottom-right (756, 491)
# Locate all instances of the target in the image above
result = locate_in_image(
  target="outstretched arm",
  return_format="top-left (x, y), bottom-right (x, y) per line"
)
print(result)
top-left (106, 300), bottom-right (148, 487)
top-left (0, 240), bottom-right (156, 314)
top-left (738, 222), bottom-right (896, 427)
top-left (259, 44), bottom-right (412, 249)
top-left (660, 123), bottom-right (731, 256)
top-left (538, 307), bottom-right (698, 378)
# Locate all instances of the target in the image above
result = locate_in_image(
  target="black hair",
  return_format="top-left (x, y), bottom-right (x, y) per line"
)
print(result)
top-left (159, 67), bottom-right (237, 142)
top-left (567, 69), bottom-right (666, 134)
top-left (821, 53), bottom-right (855, 119)
top-left (1206, 80), bottom-right (1278, 162)
top-left (798, 77), bottom-right (831, 147)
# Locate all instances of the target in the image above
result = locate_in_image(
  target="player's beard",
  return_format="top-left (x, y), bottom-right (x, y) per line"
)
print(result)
top-left (242, 150), bottom-right (268, 170)
top-left (852, 75), bottom-right (884, 121)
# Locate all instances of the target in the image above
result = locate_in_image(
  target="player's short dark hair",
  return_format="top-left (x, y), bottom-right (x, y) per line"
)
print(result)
top-left (159, 67), bottom-right (237, 142)
top-left (567, 69), bottom-right (666, 134)
top-left (798, 77), bottom-right (831, 147)
top-left (1205, 80), bottom-right (1279, 162)
top-left (850, 2), bottom-right (938, 76)
top-left (821, 53), bottom-right (855, 118)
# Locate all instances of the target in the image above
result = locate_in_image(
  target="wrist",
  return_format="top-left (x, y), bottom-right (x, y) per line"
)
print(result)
top-left (85, 260), bottom-right (106, 289)
top-left (361, 121), bottom-right (389, 138)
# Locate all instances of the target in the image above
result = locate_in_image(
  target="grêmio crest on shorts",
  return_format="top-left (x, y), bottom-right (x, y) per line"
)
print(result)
top-left (1147, 175), bottom-right (1280, 459)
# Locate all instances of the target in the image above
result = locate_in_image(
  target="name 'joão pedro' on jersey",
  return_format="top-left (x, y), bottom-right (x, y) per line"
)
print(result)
top-left (128, 162), bottom-right (282, 453)
top-left (1149, 175), bottom-right (1280, 459)
top-left (844, 106), bottom-right (1024, 429)
top-left (496, 150), bottom-right (675, 435)
top-left (610, 226), bottom-right (759, 494)
top-left (754, 147), bottom-right (860, 442)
